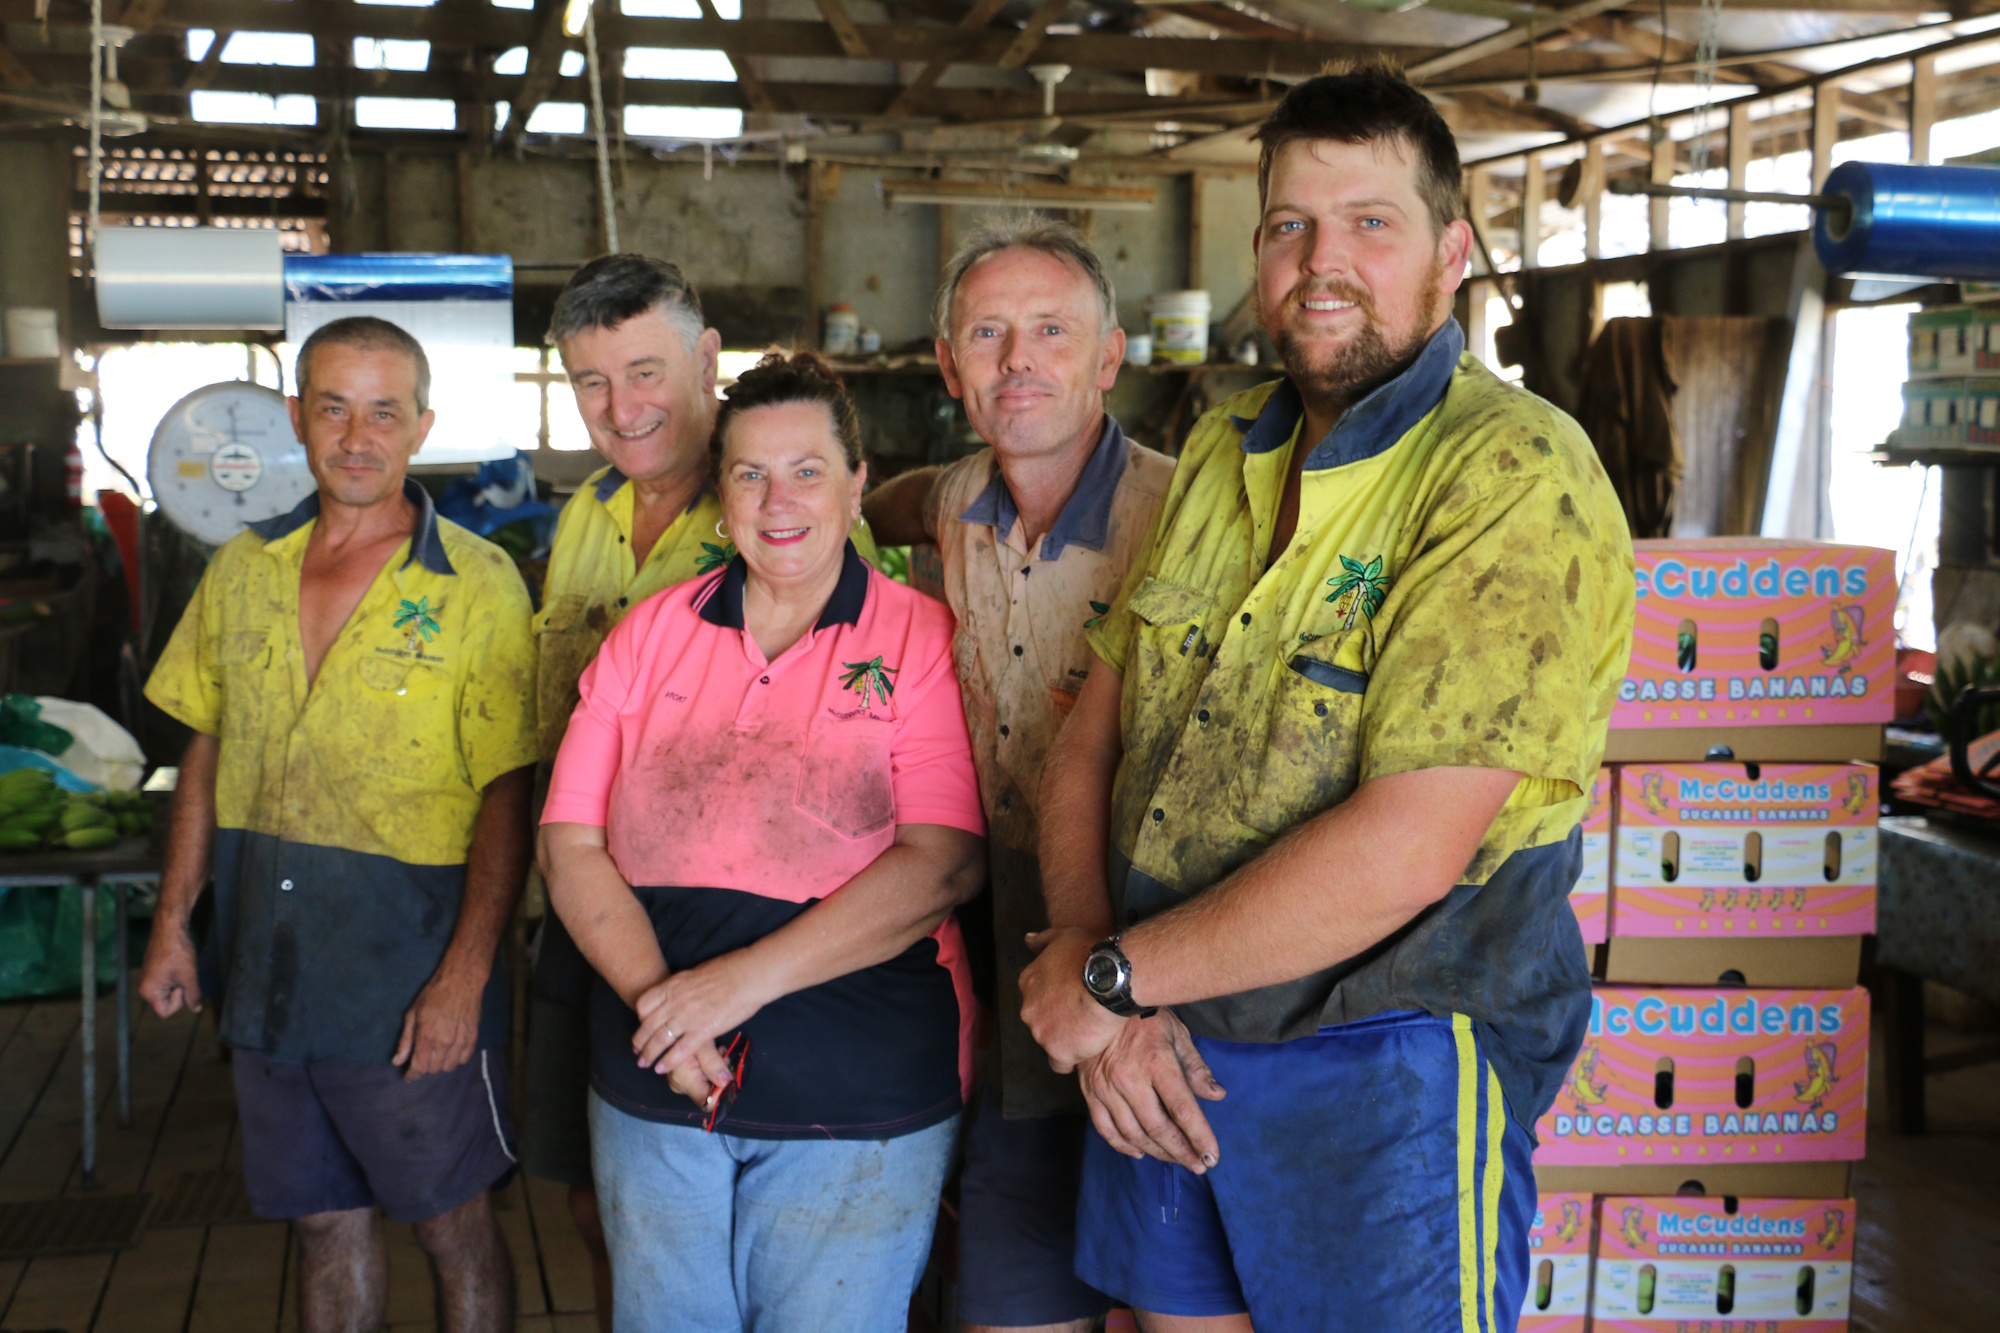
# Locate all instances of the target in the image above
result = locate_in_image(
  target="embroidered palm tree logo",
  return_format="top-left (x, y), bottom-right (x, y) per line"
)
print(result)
top-left (1325, 555), bottom-right (1387, 628)
top-left (393, 596), bottom-right (441, 651)
top-left (697, 540), bottom-right (736, 575)
top-left (1084, 600), bottom-right (1111, 629)
top-left (841, 656), bottom-right (899, 708)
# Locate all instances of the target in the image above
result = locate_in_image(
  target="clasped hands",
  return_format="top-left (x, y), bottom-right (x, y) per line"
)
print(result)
top-left (1020, 926), bottom-right (1226, 1174)
top-left (629, 950), bottom-right (770, 1113)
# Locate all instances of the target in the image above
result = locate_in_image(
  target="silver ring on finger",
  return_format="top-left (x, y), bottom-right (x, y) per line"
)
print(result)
top-left (662, 1029), bottom-right (677, 1045)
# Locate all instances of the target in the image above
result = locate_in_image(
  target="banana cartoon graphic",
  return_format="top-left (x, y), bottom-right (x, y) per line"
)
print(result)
top-left (1820, 605), bottom-right (1867, 670)
top-left (1746, 886), bottom-right (1762, 910)
top-left (1843, 773), bottom-right (1872, 817)
top-left (1556, 1198), bottom-right (1584, 1245)
top-left (1638, 772), bottom-right (1672, 819)
top-left (1700, 886), bottom-right (1716, 912)
top-left (1794, 1041), bottom-right (1840, 1110)
top-left (1570, 1043), bottom-right (1608, 1110)
top-left (1792, 885), bottom-right (1809, 911)
top-left (1721, 887), bottom-right (1739, 911)
top-left (1816, 1207), bottom-right (1846, 1251)
top-left (1619, 1207), bottom-right (1649, 1250)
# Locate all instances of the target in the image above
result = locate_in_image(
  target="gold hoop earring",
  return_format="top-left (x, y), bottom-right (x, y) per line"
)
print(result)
top-left (716, 519), bottom-right (729, 540)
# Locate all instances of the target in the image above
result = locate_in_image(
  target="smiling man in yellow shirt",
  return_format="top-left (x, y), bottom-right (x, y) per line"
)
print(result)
top-left (1021, 66), bottom-right (1634, 1333)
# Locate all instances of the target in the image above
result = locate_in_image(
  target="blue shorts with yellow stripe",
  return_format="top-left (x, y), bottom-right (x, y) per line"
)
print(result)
top-left (1075, 1009), bottom-right (1533, 1332)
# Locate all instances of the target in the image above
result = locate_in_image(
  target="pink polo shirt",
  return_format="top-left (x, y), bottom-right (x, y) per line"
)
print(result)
top-left (544, 544), bottom-right (986, 1136)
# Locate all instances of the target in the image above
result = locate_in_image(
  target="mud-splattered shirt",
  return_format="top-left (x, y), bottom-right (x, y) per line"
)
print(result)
top-left (1090, 321), bottom-right (1636, 1123)
top-left (925, 417), bottom-right (1173, 1117)
top-left (144, 479), bottom-right (539, 1064)
top-left (533, 465), bottom-right (879, 761)
top-left (542, 543), bottom-right (987, 1138)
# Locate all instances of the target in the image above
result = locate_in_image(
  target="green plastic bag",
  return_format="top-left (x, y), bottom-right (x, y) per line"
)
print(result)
top-left (0, 694), bottom-right (74, 758)
top-left (0, 884), bottom-right (146, 999)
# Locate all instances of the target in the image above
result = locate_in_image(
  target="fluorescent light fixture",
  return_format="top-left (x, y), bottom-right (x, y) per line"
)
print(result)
top-left (881, 180), bottom-right (1157, 211)
top-left (624, 47), bottom-right (735, 80)
top-left (624, 105), bottom-right (744, 139)
top-left (526, 101), bottom-right (587, 134)
top-left (189, 91), bottom-right (318, 126)
top-left (354, 97), bottom-right (457, 130)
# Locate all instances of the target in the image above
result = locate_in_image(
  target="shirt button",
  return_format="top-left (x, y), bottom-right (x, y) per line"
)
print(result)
top-left (1013, 645), bottom-right (1024, 657)
top-left (395, 686), bottom-right (407, 696)
top-left (1197, 709), bottom-right (1210, 723)
top-left (280, 879), bottom-right (294, 892)
top-left (1315, 701), bottom-right (1328, 717)
top-left (760, 676), bottom-right (770, 684)
top-left (1152, 808), bottom-right (1165, 823)
top-left (1240, 612), bottom-right (1252, 626)
top-left (618, 597), bottom-right (628, 607)
top-left (618, 534), bottom-right (626, 543)
top-left (999, 724), bottom-right (1010, 738)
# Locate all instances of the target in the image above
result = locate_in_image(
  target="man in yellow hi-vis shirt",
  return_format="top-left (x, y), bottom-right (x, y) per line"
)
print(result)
top-left (1021, 67), bottom-right (1635, 1333)
top-left (139, 316), bottom-right (538, 1333)
top-left (521, 255), bottom-right (878, 1321)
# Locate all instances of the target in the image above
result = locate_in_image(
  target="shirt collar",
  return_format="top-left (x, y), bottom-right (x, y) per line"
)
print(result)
top-left (1232, 319), bottom-right (1465, 472)
top-left (697, 539), bottom-right (872, 631)
top-left (957, 415), bottom-right (1129, 560)
top-left (246, 476), bottom-right (456, 576)
top-left (593, 466), bottom-right (628, 504)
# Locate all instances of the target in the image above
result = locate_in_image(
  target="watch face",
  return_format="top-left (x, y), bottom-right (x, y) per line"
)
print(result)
top-left (1084, 951), bottom-right (1122, 997)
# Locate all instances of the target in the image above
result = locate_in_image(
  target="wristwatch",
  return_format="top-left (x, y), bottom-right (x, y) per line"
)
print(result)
top-left (1083, 935), bottom-right (1156, 1019)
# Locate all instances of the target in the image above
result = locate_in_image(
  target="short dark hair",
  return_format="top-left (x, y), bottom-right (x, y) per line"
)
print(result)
top-left (711, 351), bottom-right (865, 481)
top-left (547, 253), bottom-right (705, 351)
top-left (1253, 61), bottom-right (1463, 235)
top-left (296, 315), bottom-right (431, 412)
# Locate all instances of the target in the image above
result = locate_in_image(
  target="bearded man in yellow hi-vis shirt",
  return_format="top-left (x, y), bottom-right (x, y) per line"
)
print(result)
top-left (139, 316), bottom-right (538, 1333)
top-left (1021, 66), bottom-right (1635, 1333)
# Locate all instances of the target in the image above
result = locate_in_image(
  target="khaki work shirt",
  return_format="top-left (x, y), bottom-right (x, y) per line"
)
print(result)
top-left (926, 416), bottom-right (1173, 1115)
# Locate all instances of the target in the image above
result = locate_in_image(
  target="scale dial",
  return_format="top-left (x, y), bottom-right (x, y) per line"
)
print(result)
top-left (146, 382), bottom-right (316, 548)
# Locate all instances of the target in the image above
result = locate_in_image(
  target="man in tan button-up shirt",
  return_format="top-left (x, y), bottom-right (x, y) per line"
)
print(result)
top-left (866, 217), bottom-right (1173, 1333)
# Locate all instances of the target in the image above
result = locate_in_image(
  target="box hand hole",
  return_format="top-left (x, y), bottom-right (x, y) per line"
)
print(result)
top-left (1796, 1265), bottom-right (1817, 1314)
top-left (1734, 1056), bottom-right (1755, 1109)
top-left (1677, 619), bottom-right (1698, 672)
top-left (1744, 831), bottom-right (1763, 883)
top-left (1759, 617), bottom-right (1780, 671)
top-left (1716, 1264), bottom-right (1737, 1315)
top-left (1653, 1056), bottom-right (1675, 1109)
top-left (1636, 1264), bottom-right (1657, 1315)
top-left (1824, 831), bottom-right (1842, 882)
top-left (1534, 1258), bottom-right (1554, 1311)
top-left (1661, 830), bottom-right (1680, 882)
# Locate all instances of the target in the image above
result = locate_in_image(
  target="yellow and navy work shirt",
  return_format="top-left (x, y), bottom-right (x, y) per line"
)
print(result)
top-left (533, 464), bottom-right (880, 760)
top-left (1091, 321), bottom-right (1636, 1123)
top-left (926, 418), bottom-right (1173, 1116)
top-left (145, 479), bottom-right (539, 1064)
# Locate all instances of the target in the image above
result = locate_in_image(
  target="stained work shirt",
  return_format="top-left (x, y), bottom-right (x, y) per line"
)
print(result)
top-left (1091, 321), bottom-right (1636, 1123)
top-left (534, 464), bottom-right (880, 760)
top-left (145, 480), bottom-right (539, 1064)
top-left (543, 543), bottom-right (986, 1139)
top-left (925, 417), bottom-right (1173, 1116)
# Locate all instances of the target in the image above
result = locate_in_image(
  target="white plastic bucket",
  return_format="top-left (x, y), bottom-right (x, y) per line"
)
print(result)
top-left (822, 304), bottom-right (859, 356)
top-left (1146, 290), bottom-right (1210, 365)
top-left (3, 308), bottom-right (60, 359)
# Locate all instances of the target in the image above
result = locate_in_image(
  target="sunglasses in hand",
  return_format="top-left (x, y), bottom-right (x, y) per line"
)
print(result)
top-left (702, 1031), bottom-right (751, 1133)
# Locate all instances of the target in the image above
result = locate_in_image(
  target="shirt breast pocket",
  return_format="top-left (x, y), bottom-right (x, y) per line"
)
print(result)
top-left (352, 655), bottom-right (457, 782)
top-left (214, 629), bottom-right (271, 671)
top-left (1229, 651), bottom-right (1369, 836)
top-left (1124, 576), bottom-right (1216, 691)
top-left (795, 715), bottom-right (897, 840)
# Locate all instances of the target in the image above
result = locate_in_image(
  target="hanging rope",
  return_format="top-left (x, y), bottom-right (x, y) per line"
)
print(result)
top-left (583, 1), bottom-right (620, 253)
top-left (87, 0), bottom-right (104, 244)
top-left (1688, 0), bottom-right (1726, 181)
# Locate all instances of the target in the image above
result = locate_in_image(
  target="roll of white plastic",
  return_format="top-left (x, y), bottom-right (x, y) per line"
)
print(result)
top-left (94, 227), bottom-right (285, 330)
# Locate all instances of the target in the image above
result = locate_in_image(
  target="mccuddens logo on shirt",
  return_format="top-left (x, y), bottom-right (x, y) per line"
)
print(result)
top-left (840, 656), bottom-right (898, 708)
top-left (1325, 554), bottom-right (1388, 628)
top-left (393, 597), bottom-right (442, 651)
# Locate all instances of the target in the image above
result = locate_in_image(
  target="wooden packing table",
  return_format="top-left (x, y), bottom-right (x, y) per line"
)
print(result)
top-left (0, 840), bottom-right (162, 1189)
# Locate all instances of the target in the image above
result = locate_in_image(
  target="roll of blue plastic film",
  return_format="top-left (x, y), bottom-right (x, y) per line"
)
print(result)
top-left (1815, 161), bottom-right (2000, 280)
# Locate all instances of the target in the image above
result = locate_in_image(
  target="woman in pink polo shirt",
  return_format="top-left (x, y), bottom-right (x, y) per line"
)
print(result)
top-left (541, 352), bottom-right (986, 1332)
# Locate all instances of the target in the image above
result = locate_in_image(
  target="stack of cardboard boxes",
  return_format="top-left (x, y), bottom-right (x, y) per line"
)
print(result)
top-left (1523, 537), bottom-right (1897, 1331)
top-left (1896, 306), bottom-right (2000, 449)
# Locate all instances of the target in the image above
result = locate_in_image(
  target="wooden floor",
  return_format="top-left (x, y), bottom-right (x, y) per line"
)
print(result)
top-left (0, 998), bottom-right (600, 1333)
top-left (0, 986), bottom-right (1995, 1332)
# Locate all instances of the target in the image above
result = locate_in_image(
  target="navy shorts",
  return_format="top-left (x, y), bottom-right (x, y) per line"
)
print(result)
top-left (1075, 1010), bottom-right (1535, 1333)
top-left (956, 1082), bottom-right (1112, 1328)
top-left (233, 1047), bottom-right (518, 1225)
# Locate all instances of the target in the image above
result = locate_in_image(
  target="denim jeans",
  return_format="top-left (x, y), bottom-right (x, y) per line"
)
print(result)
top-left (589, 1091), bottom-right (959, 1332)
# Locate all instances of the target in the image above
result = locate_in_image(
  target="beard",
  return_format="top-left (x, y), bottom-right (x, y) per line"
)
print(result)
top-left (1267, 260), bottom-right (1446, 412)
